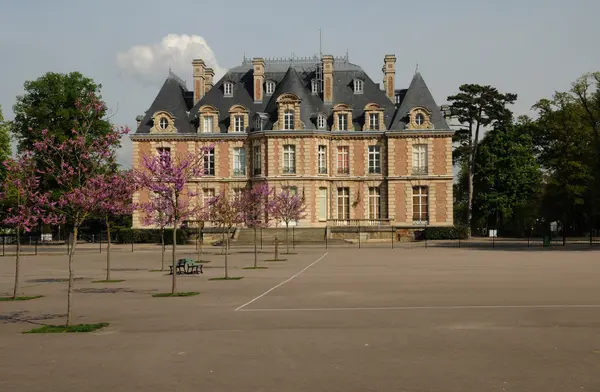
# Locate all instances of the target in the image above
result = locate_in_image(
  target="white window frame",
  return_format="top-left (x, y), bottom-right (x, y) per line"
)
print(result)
top-left (368, 187), bottom-right (381, 220)
top-left (317, 114), bottom-right (326, 130)
top-left (338, 113), bottom-right (347, 131)
top-left (203, 148), bottom-right (215, 176)
top-left (283, 144), bottom-right (296, 174)
top-left (412, 186), bottom-right (429, 224)
top-left (224, 82), bottom-right (233, 97)
top-left (412, 144), bottom-right (428, 174)
top-left (337, 187), bottom-right (350, 220)
top-left (318, 145), bottom-right (327, 174)
top-left (253, 145), bottom-right (261, 176)
top-left (266, 81), bottom-right (275, 95)
top-left (369, 113), bottom-right (379, 131)
top-left (353, 79), bottom-right (363, 94)
top-left (415, 113), bottom-right (425, 125)
top-left (203, 188), bottom-right (215, 209)
top-left (368, 145), bottom-right (381, 174)
top-left (233, 115), bottom-right (244, 132)
top-left (203, 116), bottom-right (213, 133)
top-left (283, 110), bottom-right (294, 130)
top-left (233, 147), bottom-right (246, 176)
top-left (159, 117), bottom-right (168, 130)
top-left (337, 146), bottom-right (349, 174)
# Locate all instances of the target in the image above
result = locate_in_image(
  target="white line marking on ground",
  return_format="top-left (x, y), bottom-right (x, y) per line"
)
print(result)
top-left (237, 304), bottom-right (600, 312)
top-left (235, 252), bottom-right (328, 311)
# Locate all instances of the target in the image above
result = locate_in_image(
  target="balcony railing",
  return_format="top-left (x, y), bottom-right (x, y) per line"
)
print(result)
top-left (412, 166), bottom-right (428, 175)
top-left (318, 167), bottom-right (328, 174)
top-left (233, 169), bottom-right (246, 176)
top-left (327, 219), bottom-right (391, 227)
top-left (282, 167), bottom-right (296, 174)
top-left (337, 167), bottom-right (350, 175)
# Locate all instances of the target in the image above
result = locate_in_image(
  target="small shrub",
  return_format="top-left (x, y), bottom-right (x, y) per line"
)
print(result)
top-left (0, 295), bottom-right (43, 301)
top-left (152, 292), bottom-right (199, 297)
top-left (24, 323), bottom-right (109, 334)
top-left (114, 228), bottom-right (188, 245)
top-left (422, 226), bottom-right (468, 240)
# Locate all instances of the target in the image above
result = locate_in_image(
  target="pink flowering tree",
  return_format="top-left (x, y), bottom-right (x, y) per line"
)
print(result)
top-left (31, 94), bottom-right (127, 325)
top-left (88, 171), bottom-right (136, 282)
top-left (234, 183), bottom-right (274, 268)
top-left (140, 195), bottom-right (173, 271)
top-left (135, 149), bottom-right (205, 293)
top-left (0, 153), bottom-right (61, 299)
top-left (272, 189), bottom-right (307, 255)
top-left (205, 192), bottom-right (241, 279)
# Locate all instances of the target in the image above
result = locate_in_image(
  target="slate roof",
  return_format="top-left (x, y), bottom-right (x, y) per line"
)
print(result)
top-left (135, 58), bottom-right (449, 135)
top-left (390, 72), bottom-right (449, 130)
top-left (136, 73), bottom-right (195, 134)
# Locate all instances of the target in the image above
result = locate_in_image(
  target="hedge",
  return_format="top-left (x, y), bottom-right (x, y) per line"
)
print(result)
top-left (422, 226), bottom-right (468, 240)
top-left (113, 228), bottom-right (189, 245)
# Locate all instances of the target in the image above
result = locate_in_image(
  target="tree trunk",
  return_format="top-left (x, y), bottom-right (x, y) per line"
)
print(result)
top-left (171, 226), bottom-right (177, 294)
top-left (12, 227), bottom-right (21, 299)
top-left (285, 223), bottom-right (290, 254)
top-left (467, 170), bottom-right (474, 237)
top-left (160, 229), bottom-right (165, 271)
top-left (66, 227), bottom-right (78, 326)
top-left (105, 217), bottom-right (111, 281)
top-left (274, 232), bottom-right (279, 261)
top-left (197, 224), bottom-right (201, 262)
top-left (253, 227), bottom-right (258, 268)
top-left (225, 228), bottom-right (229, 279)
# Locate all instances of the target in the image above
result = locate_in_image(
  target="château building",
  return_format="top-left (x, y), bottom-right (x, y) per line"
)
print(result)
top-left (130, 54), bottom-right (454, 229)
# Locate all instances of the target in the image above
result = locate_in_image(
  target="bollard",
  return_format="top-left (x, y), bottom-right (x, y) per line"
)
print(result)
top-left (293, 226), bottom-right (295, 249)
top-left (35, 236), bottom-right (38, 255)
top-left (325, 229), bottom-right (328, 249)
top-left (2, 236), bottom-right (5, 256)
top-left (260, 227), bottom-right (263, 250)
top-left (131, 237), bottom-right (134, 252)
top-left (358, 225), bottom-right (361, 249)
top-left (391, 226), bottom-right (394, 249)
top-left (492, 234), bottom-right (495, 248)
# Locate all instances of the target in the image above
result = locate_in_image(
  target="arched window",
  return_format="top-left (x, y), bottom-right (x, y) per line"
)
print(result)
top-left (159, 117), bottom-right (169, 130)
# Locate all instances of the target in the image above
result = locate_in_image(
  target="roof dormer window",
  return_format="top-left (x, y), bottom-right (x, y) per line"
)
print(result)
top-left (317, 114), bottom-right (327, 130)
top-left (224, 82), bottom-right (233, 97)
top-left (159, 117), bottom-right (169, 130)
top-left (266, 81), bottom-right (275, 95)
top-left (311, 79), bottom-right (318, 95)
top-left (353, 79), bottom-right (363, 94)
top-left (395, 93), bottom-right (401, 104)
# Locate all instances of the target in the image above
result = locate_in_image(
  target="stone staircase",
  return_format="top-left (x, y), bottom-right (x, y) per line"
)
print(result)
top-left (235, 227), bottom-right (331, 245)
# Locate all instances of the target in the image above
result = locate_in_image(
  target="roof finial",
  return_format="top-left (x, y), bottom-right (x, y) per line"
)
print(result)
top-left (415, 61), bottom-right (419, 74)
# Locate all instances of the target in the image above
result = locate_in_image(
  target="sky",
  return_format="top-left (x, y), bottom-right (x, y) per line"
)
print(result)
top-left (1, 0), bottom-right (599, 167)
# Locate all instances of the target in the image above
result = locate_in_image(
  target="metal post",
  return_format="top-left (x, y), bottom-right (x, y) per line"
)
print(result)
top-left (131, 235), bottom-right (134, 252)
top-left (35, 236), bottom-right (38, 255)
top-left (260, 227), bottom-right (263, 250)
top-left (528, 235), bottom-right (530, 248)
top-left (391, 226), bottom-right (394, 249)
top-left (99, 232), bottom-right (102, 253)
top-left (2, 235), bottom-right (5, 256)
top-left (590, 230), bottom-right (593, 246)
top-left (358, 224), bottom-right (361, 249)
top-left (563, 232), bottom-right (566, 247)
top-left (492, 233), bottom-right (495, 248)
top-left (292, 226), bottom-right (295, 249)
top-left (325, 228), bottom-right (328, 249)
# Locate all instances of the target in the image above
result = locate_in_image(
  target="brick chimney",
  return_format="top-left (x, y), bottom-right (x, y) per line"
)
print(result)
top-left (205, 68), bottom-right (215, 94)
top-left (192, 59), bottom-right (206, 104)
top-left (322, 55), bottom-right (334, 104)
top-left (383, 54), bottom-right (396, 101)
top-left (252, 58), bottom-right (265, 103)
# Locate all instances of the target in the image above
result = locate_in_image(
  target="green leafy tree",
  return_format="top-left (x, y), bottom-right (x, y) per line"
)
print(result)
top-left (532, 92), bottom-right (595, 235)
top-left (11, 72), bottom-right (114, 192)
top-left (472, 119), bottom-right (542, 236)
top-left (447, 85), bottom-right (517, 235)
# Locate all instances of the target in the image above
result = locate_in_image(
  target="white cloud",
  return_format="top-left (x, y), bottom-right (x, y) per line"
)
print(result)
top-left (116, 34), bottom-right (227, 87)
